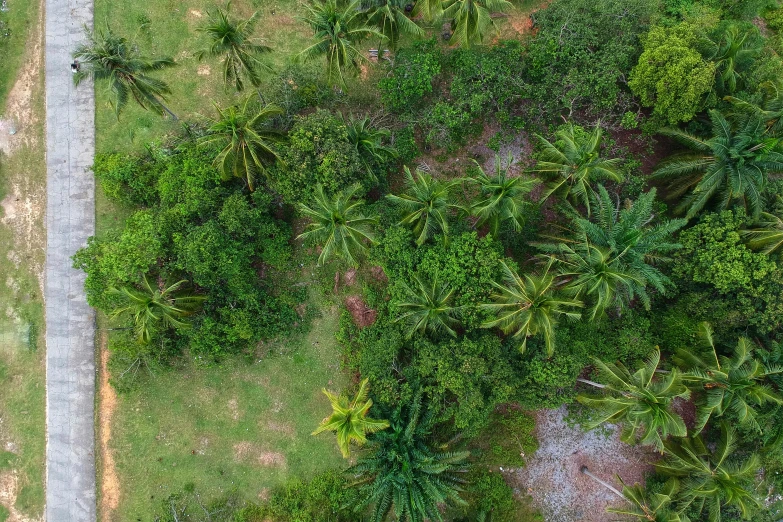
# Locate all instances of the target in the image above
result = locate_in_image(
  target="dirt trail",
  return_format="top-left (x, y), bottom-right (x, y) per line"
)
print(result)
top-left (98, 331), bottom-right (120, 520)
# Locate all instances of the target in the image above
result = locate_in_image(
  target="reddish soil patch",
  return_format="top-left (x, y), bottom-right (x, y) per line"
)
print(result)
top-left (98, 331), bottom-right (120, 519)
top-left (608, 127), bottom-right (677, 176)
top-left (671, 396), bottom-right (697, 432)
top-left (345, 295), bottom-right (377, 327)
top-left (370, 265), bottom-right (388, 284)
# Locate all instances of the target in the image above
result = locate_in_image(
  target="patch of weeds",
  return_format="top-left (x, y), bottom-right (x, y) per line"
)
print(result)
top-left (15, 484), bottom-right (44, 515)
top-left (0, 451), bottom-right (15, 470)
top-left (472, 408), bottom-right (538, 467)
top-left (564, 402), bottom-right (613, 438)
top-left (0, 504), bottom-right (8, 522)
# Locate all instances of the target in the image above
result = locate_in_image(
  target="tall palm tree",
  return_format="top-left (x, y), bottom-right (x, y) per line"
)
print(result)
top-left (537, 186), bottom-right (686, 320)
top-left (394, 276), bottom-right (460, 338)
top-left (412, 0), bottom-right (444, 21)
top-left (441, 0), bottom-right (513, 48)
top-left (741, 197), bottom-right (783, 254)
top-left (386, 166), bottom-right (458, 246)
top-left (360, 0), bottom-right (424, 51)
top-left (674, 322), bottom-right (783, 433)
top-left (701, 24), bottom-right (762, 96)
top-left (467, 155), bottom-right (537, 237)
top-left (532, 122), bottom-right (624, 215)
top-left (577, 348), bottom-right (690, 451)
top-left (481, 260), bottom-right (583, 356)
top-left (109, 276), bottom-right (205, 344)
top-left (344, 115), bottom-right (398, 181)
top-left (297, 184), bottom-right (378, 267)
top-left (656, 424), bottom-right (761, 521)
top-left (349, 393), bottom-right (469, 522)
top-left (312, 378), bottom-right (390, 458)
top-left (653, 109), bottom-right (783, 219)
top-left (195, 3), bottom-right (272, 94)
top-left (298, 0), bottom-right (385, 87)
top-left (725, 80), bottom-right (783, 136)
top-left (199, 99), bottom-right (284, 191)
top-left (72, 26), bottom-right (177, 119)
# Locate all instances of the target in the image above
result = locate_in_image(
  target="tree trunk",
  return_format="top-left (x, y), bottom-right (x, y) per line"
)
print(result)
top-left (580, 466), bottom-right (625, 500)
top-left (577, 378), bottom-right (606, 389)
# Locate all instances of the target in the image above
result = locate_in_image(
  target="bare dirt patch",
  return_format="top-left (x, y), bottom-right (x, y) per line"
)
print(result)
top-left (232, 442), bottom-right (287, 468)
top-left (98, 332), bottom-right (120, 519)
top-left (344, 295), bottom-right (377, 327)
top-left (196, 65), bottom-right (211, 76)
top-left (0, 470), bottom-right (41, 522)
top-left (510, 406), bottom-right (655, 522)
top-left (228, 398), bottom-right (241, 421)
top-left (265, 420), bottom-right (295, 437)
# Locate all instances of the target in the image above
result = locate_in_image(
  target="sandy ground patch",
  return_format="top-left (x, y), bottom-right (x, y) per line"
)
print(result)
top-left (232, 442), bottom-right (287, 469)
top-left (0, 471), bottom-right (42, 522)
top-left (344, 295), bottom-right (377, 327)
top-left (98, 332), bottom-right (120, 519)
top-left (510, 406), bottom-right (655, 522)
top-left (197, 64), bottom-right (211, 76)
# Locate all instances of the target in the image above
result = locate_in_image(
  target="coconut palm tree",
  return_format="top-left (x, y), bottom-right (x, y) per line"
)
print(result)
top-left (360, 0), bottom-right (424, 52)
top-left (199, 98), bottom-right (284, 191)
top-left (298, 0), bottom-right (385, 87)
top-left (701, 24), bottom-right (762, 96)
top-left (109, 276), bottom-right (205, 344)
top-left (467, 155), bottom-right (538, 237)
top-left (386, 166), bottom-right (458, 246)
top-left (195, 3), bottom-right (272, 94)
top-left (741, 197), bottom-right (783, 254)
top-left (72, 26), bottom-right (177, 119)
top-left (312, 378), bottom-right (390, 458)
top-left (725, 80), bottom-right (783, 136)
top-left (537, 186), bottom-right (686, 320)
top-left (349, 393), bottom-right (469, 522)
top-left (532, 122), bottom-right (624, 215)
top-left (481, 260), bottom-right (583, 355)
top-left (653, 109), bottom-right (783, 219)
top-left (674, 322), bottom-right (783, 433)
top-left (344, 115), bottom-right (398, 181)
top-left (297, 184), bottom-right (378, 267)
top-left (656, 424), bottom-right (762, 521)
top-left (577, 347), bottom-right (691, 451)
top-left (394, 276), bottom-right (460, 338)
top-left (442, 0), bottom-right (513, 48)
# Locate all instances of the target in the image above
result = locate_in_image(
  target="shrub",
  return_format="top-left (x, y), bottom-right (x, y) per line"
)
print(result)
top-left (379, 39), bottom-right (442, 112)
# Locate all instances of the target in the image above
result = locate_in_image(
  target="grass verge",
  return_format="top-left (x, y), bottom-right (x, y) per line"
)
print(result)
top-left (0, 0), bottom-right (38, 109)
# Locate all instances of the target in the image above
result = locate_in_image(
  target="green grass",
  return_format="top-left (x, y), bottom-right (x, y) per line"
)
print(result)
top-left (93, 0), bottom-right (312, 153)
top-left (0, 0), bottom-right (39, 110)
top-left (109, 295), bottom-right (349, 521)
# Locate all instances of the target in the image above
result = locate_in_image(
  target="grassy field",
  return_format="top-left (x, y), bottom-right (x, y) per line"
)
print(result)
top-left (108, 296), bottom-right (348, 521)
top-left (0, 0), bottom-right (39, 109)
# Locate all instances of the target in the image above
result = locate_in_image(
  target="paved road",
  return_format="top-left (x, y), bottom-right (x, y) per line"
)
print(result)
top-left (44, 0), bottom-right (97, 519)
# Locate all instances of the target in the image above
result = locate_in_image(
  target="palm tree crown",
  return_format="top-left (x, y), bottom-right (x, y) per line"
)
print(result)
top-left (350, 394), bottom-right (469, 522)
top-left (441, 0), bottom-right (513, 48)
top-left (360, 0), bottom-right (424, 51)
top-left (725, 80), bottom-right (783, 136)
top-left (653, 109), bottom-right (783, 219)
top-left (344, 115), bottom-right (398, 181)
top-left (741, 196), bottom-right (783, 254)
top-left (533, 122), bottom-right (624, 215)
top-left (481, 260), bottom-right (582, 355)
top-left (577, 347), bottom-right (690, 451)
top-left (701, 24), bottom-right (762, 96)
top-left (195, 3), bottom-right (272, 92)
top-left (72, 26), bottom-right (177, 119)
top-left (199, 99), bottom-right (284, 191)
top-left (386, 166), bottom-right (458, 246)
top-left (394, 276), bottom-right (460, 338)
top-left (656, 424), bottom-right (761, 521)
top-left (537, 186), bottom-right (686, 319)
top-left (467, 155), bottom-right (537, 237)
top-left (297, 184), bottom-right (378, 267)
top-left (299, 0), bottom-right (385, 87)
top-left (109, 276), bottom-right (205, 344)
top-left (312, 378), bottom-right (390, 458)
top-left (674, 322), bottom-right (783, 433)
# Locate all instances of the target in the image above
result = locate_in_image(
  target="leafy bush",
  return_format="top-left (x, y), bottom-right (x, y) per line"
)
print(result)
top-left (92, 153), bottom-right (158, 206)
top-left (472, 409), bottom-right (538, 467)
top-left (379, 38), bottom-right (442, 112)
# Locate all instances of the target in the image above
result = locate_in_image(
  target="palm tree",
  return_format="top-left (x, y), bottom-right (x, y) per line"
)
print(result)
top-left (441, 0), bottom-right (513, 48)
top-left (312, 378), bottom-right (390, 458)
top-left (412, 0), bottom-right (444, 21)
top-left (653, 109), bottom-right (783, 219)
top-left (481, 260), bottom-right (583, 356)
top-left (109, 276), bottom-right (205, 344)
top-left (349, 393), bottom-right (469, 521)
top-left (298, 0), bottom-right (385, 87)
top-left (656, 424), bottom-right (761, 521)
top-left (344, 115), bottom-right (398, 181)
top-left (195, 3), bottom-right (272, 94)
top-left (725, 80), bottom-right (783, 136)
top-left (360, 0), bottom-right (424, 51)
top-left (741, 197), bottom-right (783, 254)
top-left (386, 166), bottom-right (458, 246)
top-left (72, 26), bottom-right (177, 119)
top-left (532, 122), bottom-right (624, 215)
top-left (702, 24), bottom-right (762, 96)
top-left (674, 322), bottom-right (783, 433)
top-left (199, 99), bottom-right (284, 191)
top-left (467, 155), bottom-right (537, 237)
top-left (577, 348), bottom-right (690, 451)
top-left (297, 184), bottom-right (378, 267)
top-left (537, 186), bottom-right (686, 320)
top-left (394, 276), bottom-right (460, 338)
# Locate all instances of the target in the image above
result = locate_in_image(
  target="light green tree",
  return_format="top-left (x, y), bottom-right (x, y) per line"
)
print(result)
top-left (312, 378), bottom-right (389, 458)
top-left (361, 0), bottom-right (424, 51)
top-left (442, 0), bottom-right (513, 48)
top-left (394, 276), bottom-right (460, 338)
top-left (344, 115), bottom-right (398, 181)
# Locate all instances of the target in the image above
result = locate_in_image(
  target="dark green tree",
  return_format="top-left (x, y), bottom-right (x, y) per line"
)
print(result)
top-left (701, 24), bottom-right (762, 97)
top-left (361, 0), bottom-right (424, 51)
top-left (344, 115), bottom-right (397, 181)
top-left (441, 0), bottom-right (513, 48)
